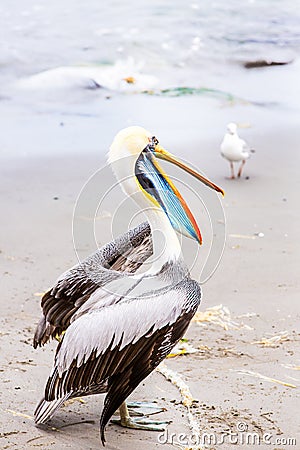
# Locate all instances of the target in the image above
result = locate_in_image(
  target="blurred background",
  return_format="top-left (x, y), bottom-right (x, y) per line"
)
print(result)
top-left (0, 0), bottom-right (300, 160)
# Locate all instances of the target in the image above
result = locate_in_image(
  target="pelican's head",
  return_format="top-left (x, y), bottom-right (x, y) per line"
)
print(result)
top-left (227, 122), bottom-right (237, 135)
top-left (108, 126), bottom-right (224, 245)
top-left (108, 126), bottom-right (152, 164)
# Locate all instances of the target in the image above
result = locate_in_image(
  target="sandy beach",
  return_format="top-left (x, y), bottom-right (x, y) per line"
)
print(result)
top-left (0, 89), bottom-right (299, 450)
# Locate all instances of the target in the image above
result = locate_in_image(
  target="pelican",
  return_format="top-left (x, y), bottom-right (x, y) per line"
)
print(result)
top-left (33, 126), bottom-right (224, 445)
top-left (220, 122), bottom-right (251, 179)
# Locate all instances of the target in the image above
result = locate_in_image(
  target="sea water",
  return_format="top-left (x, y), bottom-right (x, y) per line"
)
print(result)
top-left (0, 0), bottom-right (299, 158)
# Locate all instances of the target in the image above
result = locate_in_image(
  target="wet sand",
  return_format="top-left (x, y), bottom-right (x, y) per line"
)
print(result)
top-left (0, 96), bottom-right (299, 449)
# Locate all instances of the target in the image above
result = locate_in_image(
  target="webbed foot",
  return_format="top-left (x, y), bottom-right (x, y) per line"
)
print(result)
top-left (111, 401), bottom-right (171, 431)
top-left (111, 416), bottom-right (171, 431)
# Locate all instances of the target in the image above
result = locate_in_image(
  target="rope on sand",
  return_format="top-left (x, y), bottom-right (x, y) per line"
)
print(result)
top-left (157, 363), bottom-right (202, 449)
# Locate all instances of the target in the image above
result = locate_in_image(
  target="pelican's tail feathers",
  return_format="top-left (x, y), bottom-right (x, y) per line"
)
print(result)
top-left (34, 394), bottom-right (71, 424)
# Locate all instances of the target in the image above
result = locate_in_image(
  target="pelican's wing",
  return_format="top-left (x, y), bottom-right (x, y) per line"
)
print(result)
top-left (33, 222), bottom-right (152, 347)
top-left (35, 279), bottom-right (201, 444)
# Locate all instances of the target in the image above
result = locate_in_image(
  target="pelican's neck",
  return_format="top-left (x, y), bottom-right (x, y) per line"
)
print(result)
top-left (109, 157), bottom-right (182, 274)
top-left (144, 206), bottom-right (182, 275)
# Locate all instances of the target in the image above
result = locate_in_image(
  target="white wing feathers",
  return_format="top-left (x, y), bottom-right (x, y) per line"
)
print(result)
top-left (220, 133), bottom-right (250, 162)
top-left (55, 286), bottom-right (187, 377)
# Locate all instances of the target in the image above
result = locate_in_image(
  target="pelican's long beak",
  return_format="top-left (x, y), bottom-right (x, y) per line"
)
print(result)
top-left (154, 146), bottom-right (225, 196)
top-left (135, 144), bottom-right (224, 245)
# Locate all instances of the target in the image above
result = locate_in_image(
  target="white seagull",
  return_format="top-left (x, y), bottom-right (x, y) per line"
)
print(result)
top-left (220, 123), bottom-right (251, 179)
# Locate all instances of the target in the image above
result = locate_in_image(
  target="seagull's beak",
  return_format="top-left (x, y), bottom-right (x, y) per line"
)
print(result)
top-left (135, 145), bottom-right (224, 245)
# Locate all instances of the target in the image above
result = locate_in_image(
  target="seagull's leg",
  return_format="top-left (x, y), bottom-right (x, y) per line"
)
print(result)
top-left (230, 162), bottom-right (235, 179)
top-left (237, 160), bottom-right (246, 178)
top-left (111, 401), bottom-right (171, 431)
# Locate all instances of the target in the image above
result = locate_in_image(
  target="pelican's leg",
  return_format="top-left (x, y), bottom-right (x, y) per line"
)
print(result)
top-left (230, 162), bottom-right (235, 179)
top-left (127, 401), bottom-right (166, 416)
top-left (237, 160), bottom-right (246, 178)
top-left (111, 401), bottom-right (171, 431)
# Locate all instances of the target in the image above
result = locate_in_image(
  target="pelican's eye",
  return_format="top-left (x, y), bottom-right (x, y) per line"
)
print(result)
top-left (143, 136), bottom-right (159, 154)
top-left (152, 136), bottom-right (159, 146)
top-left (146, 136), bottom-right (159, 152)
